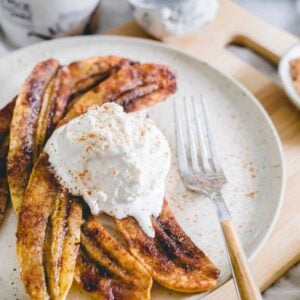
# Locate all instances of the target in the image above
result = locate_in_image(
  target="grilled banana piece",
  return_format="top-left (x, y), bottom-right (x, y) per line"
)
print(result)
top-left (8, 59), bottom-right (60, 213)
top-left (17, 153), bottom-right (82, 300)
top-left (34, 66), bottom-right (72, 160)
top-left (17, 153), bottom-right (58, 299)
top-left (68, 55), bottom-right (125, 96)
top-left (115, 200), bottom-right (220, 293)
top-left (44, 195), bottom-right (82, 299)
top-left (75, 217), bottom-right (152, 300)
top-left (56, 199), bottom-right (82, 299)
top-left (60, 63), bottom-right (176, 125)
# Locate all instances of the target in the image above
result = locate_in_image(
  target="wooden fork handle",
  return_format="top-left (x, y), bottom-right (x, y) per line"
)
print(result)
top-left (221, 219), bottom-right (262, 300)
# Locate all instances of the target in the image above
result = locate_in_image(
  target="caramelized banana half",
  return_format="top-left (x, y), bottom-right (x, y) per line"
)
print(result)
top-left (17, 153), bottom-right (82, 300)
top-left (115, 200), bottom-right (220, 293)
top-left (45, 196), bottom-right (82, 299)
top-left (67, 55), bottom-right (127, 96)
top-left (8, 59), bottom-right (60, 213)
top-left (33, 66), bottom-right (72, 161)
top-left (61, 63), bottom-right (176, 125)
top-left (75, 217), bottom-right (152, 300)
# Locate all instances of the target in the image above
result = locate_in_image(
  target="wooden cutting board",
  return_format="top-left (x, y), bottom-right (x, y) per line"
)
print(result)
top-left (108, 0), bottom-right (300, 299)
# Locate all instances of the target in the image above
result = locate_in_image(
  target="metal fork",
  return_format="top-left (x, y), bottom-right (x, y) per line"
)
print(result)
top-left (173, 96), bottom-right (262, 300)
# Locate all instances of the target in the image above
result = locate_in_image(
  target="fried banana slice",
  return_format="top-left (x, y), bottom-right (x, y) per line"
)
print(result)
top-left (17, 153), bottom-right (58, 299)
top-left (34, 66), bottom-right (72, 159)
top-left (60, 63), bottom-right (176, 125)
top-left (0, 136), bottom-right (9, 225)
top-left (0, 97), bottom-right (16, 142)
top-left (8, 59), bottom-right (60, 213)
top-left (75, 217), bottom-right (152, 300)
top-left (17, 153), bottom-right (82, 300)
top-left (68, 56), bottom-right (125, 96)
top-left (44, 196), bottom-right (82, 299)
top-left (57, 199), bottom-right (82, 298)
top-left (115, 200), bottom-right (220, 293)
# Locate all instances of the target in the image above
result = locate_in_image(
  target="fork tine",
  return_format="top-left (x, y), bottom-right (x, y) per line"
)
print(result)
top-left (184, 97), bottom-right (200, 172)
top-left (192, 96), bottom-right (211, 172)
top-left (199, 96), bottom-right (222, 173)
top-left (173, 97), bottom-right (189, 175)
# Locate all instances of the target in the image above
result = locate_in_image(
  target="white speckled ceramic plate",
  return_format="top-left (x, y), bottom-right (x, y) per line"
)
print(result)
top-left (0, 36), bottom-right (284, 299)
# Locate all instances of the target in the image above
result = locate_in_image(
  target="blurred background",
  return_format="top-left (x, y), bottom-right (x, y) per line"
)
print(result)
top-left (1, 0), bottom-right (300, 85)
top-left (1, 0), bottom-right (300, 53)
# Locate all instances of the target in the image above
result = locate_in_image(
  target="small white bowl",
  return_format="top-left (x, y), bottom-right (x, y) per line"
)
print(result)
top-left (278, 43), bottom-right (300, 109)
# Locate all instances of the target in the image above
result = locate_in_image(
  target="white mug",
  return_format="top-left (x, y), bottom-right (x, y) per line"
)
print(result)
top-left (0, 0), bottom-right (100, 47)
top-left (128, 0), bottom-right (219, 40)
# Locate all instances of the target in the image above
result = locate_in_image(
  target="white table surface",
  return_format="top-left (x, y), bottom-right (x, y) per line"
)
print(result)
top-left (0, 0), bottom-right (299, 299)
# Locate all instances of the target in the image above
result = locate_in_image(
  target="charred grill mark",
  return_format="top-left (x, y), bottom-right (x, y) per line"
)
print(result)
top-left (80, 248), bottom-right (112, 282)
top-left (157, 220), bottom-right (196, 259)
top-left (152, 219), bottom-right (200, 272)
top-left (157, 202), bottom-right (220, 280)
top-left (114, 83), bottom-right (158, 108)
top-left (43, 215), bottom-right (52, 296)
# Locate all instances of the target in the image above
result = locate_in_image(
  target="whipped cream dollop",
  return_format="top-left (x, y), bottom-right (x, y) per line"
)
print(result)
top-left (45, 103), bottom-right (171, 237)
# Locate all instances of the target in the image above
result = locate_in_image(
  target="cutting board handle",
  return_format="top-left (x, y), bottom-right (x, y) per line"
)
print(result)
top-left (162, 0), bottom-right (299, 66)
top-left (217, 0), bottom-right (298, 65)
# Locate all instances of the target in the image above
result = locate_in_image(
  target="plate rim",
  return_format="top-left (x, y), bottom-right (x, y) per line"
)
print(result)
top-left (0, 35), bottom-right (285, 263)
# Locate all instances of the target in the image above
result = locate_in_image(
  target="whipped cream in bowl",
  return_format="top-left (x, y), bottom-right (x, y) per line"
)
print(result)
top-left (45, 103), bottom-right (171, 237)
